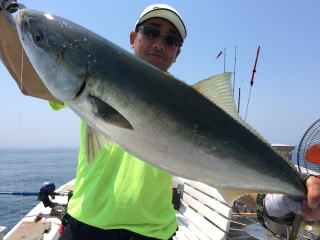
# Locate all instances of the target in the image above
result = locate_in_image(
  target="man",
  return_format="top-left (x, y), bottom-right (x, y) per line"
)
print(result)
top-left (1, 3), bottom-right (320, 240)
top-left (50, 4), bottom-right (185, 240)
top-left (56, 4), bottom-right (185, 240)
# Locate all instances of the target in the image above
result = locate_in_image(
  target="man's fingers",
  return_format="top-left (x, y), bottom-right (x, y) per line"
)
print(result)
top-left (306, 176), bottom-right (320, 210)
top-left (301, 200), bottom-right (320, 220)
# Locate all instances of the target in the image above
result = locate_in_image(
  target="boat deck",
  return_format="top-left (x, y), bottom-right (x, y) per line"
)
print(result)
top-left (2, 171), bottom-right (320, 240)
top-left (3, 180), bottom-right (74, 240)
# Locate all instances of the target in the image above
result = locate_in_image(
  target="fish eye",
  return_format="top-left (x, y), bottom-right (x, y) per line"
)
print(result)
top-left (33, 31), bottom-right (44, 43)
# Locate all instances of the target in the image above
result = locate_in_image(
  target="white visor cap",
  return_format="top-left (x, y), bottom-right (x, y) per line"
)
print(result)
top-left (135, 4), bottom-right (187, 41)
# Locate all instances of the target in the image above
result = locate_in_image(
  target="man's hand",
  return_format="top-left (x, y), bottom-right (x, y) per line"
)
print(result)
top-left (0, 0), bottom-right (19, 26)
top-left (0, 0), bottom-right (20, 13)
top-left (302, 176), bottom-right (320, 220)
top-left (264, 176), bottom-right (320, 221)
top-left (0, 0), bottom-right (25, 26)
top-left (0, 0), bottom-right (5, 10)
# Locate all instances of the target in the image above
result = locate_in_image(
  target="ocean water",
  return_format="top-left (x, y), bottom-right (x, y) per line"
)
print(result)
top-left (0, 148), bottom-right (78, 234)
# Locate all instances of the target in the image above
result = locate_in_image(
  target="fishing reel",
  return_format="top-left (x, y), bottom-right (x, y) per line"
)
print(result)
top-left (38, 182), bottom-right (71, 208)
top-left (0, 182), bottom-right (71, 221)
top-left (38, 182), bottom-right (57, 208)
top-left (39, 182), bottom-right (73, 220)
top-left (0, 0), bottom-right (25, 25)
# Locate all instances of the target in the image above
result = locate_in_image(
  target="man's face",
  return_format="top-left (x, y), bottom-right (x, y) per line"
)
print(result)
top-left (130, 18), bottom-right (181, 71)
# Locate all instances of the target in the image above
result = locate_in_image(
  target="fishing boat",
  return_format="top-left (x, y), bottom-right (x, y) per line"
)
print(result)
top-left (0, 2), bottom-right (318, 238)
top-left (1, 145), bottom-right (319, 240)
top-left (0, 177), bottom-right (264, 240)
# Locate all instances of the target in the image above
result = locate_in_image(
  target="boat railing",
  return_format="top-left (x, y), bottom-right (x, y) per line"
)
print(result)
top-left (4, 166), bottom-right (319, 240)
top-left (173, 176), bottom-right (233, 239)
top-left (0, 226), bottom-right (6, 240)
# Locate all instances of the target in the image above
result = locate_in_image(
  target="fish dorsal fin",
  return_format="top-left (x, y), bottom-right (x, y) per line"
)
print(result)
top-left (86, 125), bottom-right (109, 164)
top-left (193, 72), bottom-right (238, 117)
top-left (192, 72), bottom-right (270, 146)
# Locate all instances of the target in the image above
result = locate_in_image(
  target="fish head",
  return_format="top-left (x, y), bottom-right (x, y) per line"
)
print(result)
top-left (16, 9), bottom-right (95, 101)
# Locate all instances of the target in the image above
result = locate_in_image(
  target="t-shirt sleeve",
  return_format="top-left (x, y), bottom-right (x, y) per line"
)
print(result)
top-left (49, 101), bottom-right (67, 110)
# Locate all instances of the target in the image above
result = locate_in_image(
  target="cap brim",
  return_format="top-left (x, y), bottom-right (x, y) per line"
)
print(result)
top-left (137, 9), bottom-right (186, 40)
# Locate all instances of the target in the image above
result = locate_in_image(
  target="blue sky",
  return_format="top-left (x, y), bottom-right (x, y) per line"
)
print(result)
top-left (1, 0), bottom-right (319, 149)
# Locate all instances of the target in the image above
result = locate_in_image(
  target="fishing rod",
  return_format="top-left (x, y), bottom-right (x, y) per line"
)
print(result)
top-left (250, 45), bottom-right (260, 87)
top-left (215, 48), bottom-right (227, 73)
top-left (0, 182), bottom-right (65, 196)
top-left (0, 191), bottom-right (46, 196)
top-left (0, 191), bottom-right (64, 196)
top-left (223, 48), bottom-right (226, 73)
top-left (0, 182), bottom-right (70, 208)
top-left (237, 87), bottom-right (241, 113)
top-left (1, 182), bottom-right (73, 222)
top-left (245, 45), bottom-right (260, 121)
top-left (232, 46), bottom-right (237, 96)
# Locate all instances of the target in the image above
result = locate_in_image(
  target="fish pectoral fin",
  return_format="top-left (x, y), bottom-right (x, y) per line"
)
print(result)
top-left (86, 125), bottom-right (109, 164)
top-left (192, 72), bottom-right (270, 146)
top-left (88, 94), bottom-right (133, 130)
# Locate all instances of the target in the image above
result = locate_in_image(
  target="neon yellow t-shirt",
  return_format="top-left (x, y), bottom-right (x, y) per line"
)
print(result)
top-left (50, 102), bottom-right (177, 239)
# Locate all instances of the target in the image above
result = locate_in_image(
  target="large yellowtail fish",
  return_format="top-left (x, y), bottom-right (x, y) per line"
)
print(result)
top-left (16, 9), bottom-right (307, 239)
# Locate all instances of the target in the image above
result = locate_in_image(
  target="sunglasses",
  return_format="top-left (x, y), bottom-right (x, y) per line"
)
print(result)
top-left (137, 25), bottom-right (182, 48)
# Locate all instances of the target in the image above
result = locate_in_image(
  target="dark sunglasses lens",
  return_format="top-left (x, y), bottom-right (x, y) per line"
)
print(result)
top-left (142, 26), bottom-right (160, 39)
top-left (165, 35), bottom-right (181, 47)
top-left (140, 25), bottom-right (181, 48)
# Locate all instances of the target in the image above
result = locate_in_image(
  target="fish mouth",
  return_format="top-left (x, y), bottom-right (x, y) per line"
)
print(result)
top-left (16, 9), bottom-right (53, 42)
top-left (16, 9), bottom-right (27, 40)
top-left (17, 9), bottom-right (30, 28)
top-left (16, 9), bottom-right (33, 42)
top-left (17, 8), bottom-right (25, 22)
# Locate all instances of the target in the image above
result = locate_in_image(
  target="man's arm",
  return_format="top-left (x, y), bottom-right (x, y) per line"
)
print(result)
top-left (0, 12), bottom-right (63, 104)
